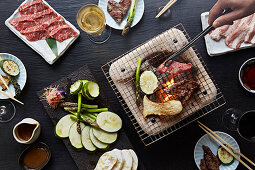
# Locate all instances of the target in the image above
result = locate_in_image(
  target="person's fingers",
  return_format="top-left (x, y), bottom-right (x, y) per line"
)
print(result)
top-left (213, 10), bottom-right (244, 27)
top-left (208, 0), bottom-right (229, 25)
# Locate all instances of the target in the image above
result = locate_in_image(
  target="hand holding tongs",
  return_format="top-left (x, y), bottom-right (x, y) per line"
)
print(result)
top-left (163, 9), bottom-right (232, 67)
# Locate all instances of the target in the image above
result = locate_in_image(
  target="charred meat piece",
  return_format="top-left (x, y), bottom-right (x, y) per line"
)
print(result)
top-left (107, 0), bottom-right (131, 24)
top-left (163, 80), bottom-right (200, 105)
top-left (200, 159), bottom-right (208, 170)
top-left (0, 75), bottom-right (10, 91)
top-left (157, 60), bottom-right (192, 75)
top-left (203, 145), bottom-right (220, 170)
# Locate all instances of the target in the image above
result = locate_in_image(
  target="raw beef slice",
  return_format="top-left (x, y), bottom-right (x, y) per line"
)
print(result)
top-left (9, 15), bottom-right (36, 31)
top-left (20, 25), bottom-right (48, 41)
top-left (19, 0), bottom-right (49, 15)
top-left (49, 24), bottom-right (78, 42)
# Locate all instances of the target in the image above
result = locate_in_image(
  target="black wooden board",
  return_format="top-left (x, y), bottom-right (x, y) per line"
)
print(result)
top-left (37, 65), bottom-right (146, 170)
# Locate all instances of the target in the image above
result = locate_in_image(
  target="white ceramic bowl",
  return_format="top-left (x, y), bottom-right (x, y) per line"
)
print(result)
top-left (194, 131), bottom-right (240, 170)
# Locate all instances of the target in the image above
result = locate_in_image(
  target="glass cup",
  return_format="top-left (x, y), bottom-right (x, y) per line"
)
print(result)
top-left (0, 100), bottom-right (16, 122)
top-left (77, 4), bottom-right (111, 44)
top-left (222, 108), bottom-right (255, 142)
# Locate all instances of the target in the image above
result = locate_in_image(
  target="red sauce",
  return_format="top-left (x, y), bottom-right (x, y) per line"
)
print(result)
top-left (241, 62), bottom-right (255, 90)
top-left (16, 123), bottom-right (36, 141)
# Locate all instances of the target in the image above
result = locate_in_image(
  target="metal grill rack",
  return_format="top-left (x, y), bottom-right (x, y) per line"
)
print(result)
top-left (101, 24), bottom-right (226, 146)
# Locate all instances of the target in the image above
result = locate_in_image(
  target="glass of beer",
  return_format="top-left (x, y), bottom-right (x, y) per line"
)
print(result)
top-left (77, 4), bottom-right (111, 44)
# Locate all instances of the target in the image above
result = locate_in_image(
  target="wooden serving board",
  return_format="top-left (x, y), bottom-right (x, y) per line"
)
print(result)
top-left (109, 27), bottom-right (217, 136)
top-left (37, 65), bottom-right (145, 170)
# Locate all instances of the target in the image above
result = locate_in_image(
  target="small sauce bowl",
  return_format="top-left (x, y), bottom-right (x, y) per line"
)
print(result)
top-left (239, 58), bottom-right (255, 93)
top-left (18, 142), bottom-right (51, 170)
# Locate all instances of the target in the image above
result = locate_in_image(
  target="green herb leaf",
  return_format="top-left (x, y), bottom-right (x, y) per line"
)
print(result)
top-left (46, 38), bottom-right (58, 57)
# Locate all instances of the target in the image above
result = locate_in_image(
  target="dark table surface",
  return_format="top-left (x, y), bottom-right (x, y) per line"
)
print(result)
top-left (0, 0), bottom-right (255, 170)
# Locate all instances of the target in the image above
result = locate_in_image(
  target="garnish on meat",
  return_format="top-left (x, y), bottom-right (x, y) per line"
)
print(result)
top-left (40, 87), bottom-right (65, 109)
top-left (157, 60), bottom-right (192, 75)
top-left (142, 95), bottom-right (182, 118)
top-left (107, 0), bottom-right (131, 24)
top-left (158, 79), bottom-right (200, 105)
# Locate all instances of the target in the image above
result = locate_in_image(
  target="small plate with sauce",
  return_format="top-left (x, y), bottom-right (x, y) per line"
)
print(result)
top-left (239, 58), bottom-right (255, 93)
top-left (19, 142), bottom-right (51, 170)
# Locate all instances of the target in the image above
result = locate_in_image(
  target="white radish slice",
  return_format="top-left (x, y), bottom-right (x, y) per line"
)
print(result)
top-left (121, 150), bottom-right (133, 170)
top-left (129, 149), bottom-right (138, 170)
top-left (112, 149), bottom-right (124, 170)
top-left (94, 150), bottom-right (117, 170)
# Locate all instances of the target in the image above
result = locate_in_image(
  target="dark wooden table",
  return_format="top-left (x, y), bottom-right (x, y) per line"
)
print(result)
top-left (0, 0), bottom-right (255, 170)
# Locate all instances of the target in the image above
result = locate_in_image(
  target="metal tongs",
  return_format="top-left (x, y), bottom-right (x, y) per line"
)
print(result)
top-left (164, 9), bottom-right (232, 67)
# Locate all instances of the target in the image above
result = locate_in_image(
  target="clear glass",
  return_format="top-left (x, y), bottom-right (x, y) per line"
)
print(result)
top-left (157, 6), bottom-right (172, 19)
top-left (0, 100), bottom-right (16, 122)
top-left (222, 108), bottom-right (255, 142)
top-left (77, 4), bottom-right (111, 44)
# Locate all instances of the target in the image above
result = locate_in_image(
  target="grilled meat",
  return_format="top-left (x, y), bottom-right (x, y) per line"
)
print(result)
top-left (143, 50), bottom-right (172, 68)
top-left (157, 60), bottom-right (192, 75)
top-left (200, 159), bottom-right (208, 170)
top-left (163, 79), bottom-right (200, 105)
top-left (107, 0), bottom-right (131, 24)
top-left (0, 75), bottom-right (10, 91)
top-left (202, 145), bottom-right (220, 170)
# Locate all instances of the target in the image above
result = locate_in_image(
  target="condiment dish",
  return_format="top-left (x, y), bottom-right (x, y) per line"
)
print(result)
top-left (239, 58), bottom-right (255, 93)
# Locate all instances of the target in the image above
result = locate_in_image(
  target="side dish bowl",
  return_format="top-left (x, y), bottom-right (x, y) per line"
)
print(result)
top-left (239, 58), bottom-right (255, 93)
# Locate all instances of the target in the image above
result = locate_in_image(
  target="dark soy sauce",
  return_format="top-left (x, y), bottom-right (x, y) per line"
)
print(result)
top-left (238, 111), bottom-right (255, 141)
top-left (240, 61), bottom-right (255, 90)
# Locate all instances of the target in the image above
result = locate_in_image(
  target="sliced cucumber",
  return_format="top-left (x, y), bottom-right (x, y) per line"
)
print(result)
top-left (82, 85), bottom-right (95, 100)
top-left (55, 115), bottom-right (75, 138)
top-left (82, 81), bottom-right (99, 100)
top-left (140, 71), bottom-right (158, 94)
top-left (69, 122), bottom-right (85, 150)
top-left (92, 127), bottom-right (118, 144)
top-left (96, 112), bottom-right (122, 132)
top-left (217, 144), bottom-right (234, 165)
top-left (70, 80), bottom-right (83, 95)
top-left (1, 60), bottom-right (20, 76)
top-left (90, 128), bottom-right (109, 149)
top-left (81, 126), bottom-right (97, 152)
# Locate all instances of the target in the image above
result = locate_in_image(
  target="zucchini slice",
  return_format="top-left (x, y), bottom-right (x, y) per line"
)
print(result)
top-left (82, 81), bottom-right (100, 99)
top-left (217, 144), bottom-right (235, 165)
top-left (1, 60), bottom-right (20, 76)
top-left (70, 80), bottom-right (83, 95)
top-left (55, 115), bottom-right (75, 138)
top-left (92, 127), bottom-right (118, 144)
top-left (140, 71), bottom-right (158, 94)
top-left (81, 126), bottom-right (97, 152)
top-left (90, 128), bottom-right (109, 149)
top-left (96, 112), bottom-right (122, 132)
top-left (69, 122), bottom-right (85, 150)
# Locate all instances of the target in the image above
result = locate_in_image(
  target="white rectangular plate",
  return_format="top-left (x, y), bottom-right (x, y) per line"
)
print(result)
top-left (5, 0), bottom-right (80, 64)
top-left (201, 12), bottom-right (255, 56)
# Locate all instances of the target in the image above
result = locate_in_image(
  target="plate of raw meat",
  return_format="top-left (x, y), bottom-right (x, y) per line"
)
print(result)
top-left (201, 12), bottom-right (255, 56)
top-left (98, 0), bottom-right (144, 30)
top-left (5, 0), bottom-right (80, 65)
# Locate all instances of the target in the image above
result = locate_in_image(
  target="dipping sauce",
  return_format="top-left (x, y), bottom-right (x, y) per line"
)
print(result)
top-left (23, 148), bottom-right (47, 169)
top-left (240, 61), bottom-right (255, 90)
top-left (16, 123), bottom-right (36, 141)
top-left (238, 111), bottom-right (255, 142)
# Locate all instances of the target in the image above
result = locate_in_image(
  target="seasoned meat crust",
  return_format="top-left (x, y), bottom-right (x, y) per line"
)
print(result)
top-left (202, 145), bottom-right (220, 170)
top-left (107, 0), bottom-right (131, 24)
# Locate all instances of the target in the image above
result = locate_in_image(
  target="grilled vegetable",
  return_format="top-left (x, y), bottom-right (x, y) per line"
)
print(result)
top-left (55, 114), bottom-right (75, 138)
top-left (70, 80), bottom-right (83, 95)
top-left (96, 112), bottom-right (122, 132)
top-left (59, 102), bottom-right (98, 109)
top-left (0, 59), bottom-right (21, 97)
top-left (68, 122), bottom-right (85, 150)
top-left (64, 107), bottom-right (108, 113)
top-left (136, 58), bottom-right (142, 106)
top-left (81, 126), bottom-right (97, 152)
top-left (90, 128), bottom-right (109, 149)
top-left (122, 0), bottom-right (137, 36)
top-left (140, 71), bottom-right (158, 94)
top-left (77, 92), bottom-right (82, 134)
top-left (217, 144), bottom-right (235, 165)
top-left (0, 59), bottom-right (19, 76)
top-left (92, 127), bottom-right (118, 144)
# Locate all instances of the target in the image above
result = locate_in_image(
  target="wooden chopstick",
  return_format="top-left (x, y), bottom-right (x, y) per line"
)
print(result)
top-left (198, 121), bottom-right (255, 167)
top-left (198, 124), bottom-right (252, 170)
top-left (156, 0), bottom-right (177, 18)
top-left (0, 90), bottom-right (24, 105)
top-left (0, 74), bottom-right (14, 97)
